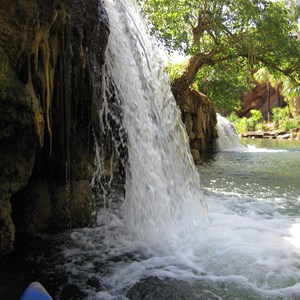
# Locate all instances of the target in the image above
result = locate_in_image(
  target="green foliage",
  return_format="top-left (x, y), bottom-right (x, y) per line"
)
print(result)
top-left (282, 81), bottom-right (300, 99)
top-left (238, 118), bottom-right (251, 133)
top-left (167, 58), bottom-right (252, 113)
top-left (256, 121), bottom-right (267, 131)
top-left (228, 113), bottom-right (250, 133)
top-left (229, 108), bottom-right (299, 134)
top-left (137, 0), bottom-right (193, 53)
top-left (232, 117), bottom-right (250, 133)
top-left (253, 67), bottom-right (270, 85)
top-left (166, 60), bottom-right (188, 82)
top-left (230, 109), bottom-right (262, 131)
top-left (272, 107), bottom-right (289, 129)
top-left (137, 0), bottom-right (300, 73)
top-left (281, 119), bottom-right (297, 131)
top-left (272, 107), bottom-right (299, 131)
top-left (137, 0), bottom-right (300, 116)
top-left (229, 110), bottom-right (264, 132)
top-left (196, 59), bottom-right (254, 113)
top-left (285, 0), bottom-right (300, 22)
top-left (250, 109), bottom-right (263, 123)
top-left (281, 79), bottom-right (300, 116)
top-left (227, 112), bottom-right (240, 123)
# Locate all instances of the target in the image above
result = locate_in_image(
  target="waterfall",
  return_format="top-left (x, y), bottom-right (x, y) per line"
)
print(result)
top-left (216, 114), bottom-right (246, 151)
top-left (100, 0), bottom-right (208, 243)
top-left (52, 4), bottom-right (300, 297)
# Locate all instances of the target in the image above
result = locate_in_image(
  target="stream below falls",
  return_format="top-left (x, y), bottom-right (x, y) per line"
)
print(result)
top-left (1, 139), bottom-right (300, 300)
top-left (1, 0), bottom-right (300, 297)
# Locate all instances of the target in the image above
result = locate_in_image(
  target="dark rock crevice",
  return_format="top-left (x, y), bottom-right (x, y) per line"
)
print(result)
top-left (0, 0), bottom-right (217, 255)
top-left (0, 0), bottom-right (110, 253)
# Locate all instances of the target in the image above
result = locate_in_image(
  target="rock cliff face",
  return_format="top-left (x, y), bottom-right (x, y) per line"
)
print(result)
top-left (239, 81), bottom-right (286, 119)
top-left (0, 0), bottom-right (109, 253)
top-left (0, 0), bottom-right (217, 254)
top-left (173, 88), bottom-right (218, 164)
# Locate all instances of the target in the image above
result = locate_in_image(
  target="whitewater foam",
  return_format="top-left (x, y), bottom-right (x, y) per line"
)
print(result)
top-left (101, 0), bottom-right (208, 243)
top-left (216, 114), bottom-right (289, 153)
top-left (58, 0), bottom-right (300, 298)
top-left (216, 114), bottom-right (246, 151)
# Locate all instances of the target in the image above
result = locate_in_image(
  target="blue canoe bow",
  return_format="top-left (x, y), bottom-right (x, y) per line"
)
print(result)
top-left (20, 282), bottom-right (53, 300)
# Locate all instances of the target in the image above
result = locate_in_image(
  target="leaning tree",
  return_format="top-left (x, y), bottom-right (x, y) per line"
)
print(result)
top-left (137, 0), bottom-right (300, 103)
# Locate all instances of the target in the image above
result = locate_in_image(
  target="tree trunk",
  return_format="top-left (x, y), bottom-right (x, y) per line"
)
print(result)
top-left (172, 54), bottom-right (205, 98)
top-left (294, 96), bottom-right (300, 116)
top-left (277, 87), bottom-right (281, 107)
top-left (267, 82), bottom-right (271, 122)
top-left (170, 53), bottom-right (218, 164)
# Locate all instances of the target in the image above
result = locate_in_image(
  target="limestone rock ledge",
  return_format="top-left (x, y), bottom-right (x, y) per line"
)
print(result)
top-left (0, 0), bottom-right (109, 253)
top-left (174, 88), bottom-right (218, 163)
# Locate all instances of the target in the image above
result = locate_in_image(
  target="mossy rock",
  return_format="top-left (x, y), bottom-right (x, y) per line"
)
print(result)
top-left (0, 201), bottom-right (15, 254)
top-left (0, 49), bottom-right (26, 101)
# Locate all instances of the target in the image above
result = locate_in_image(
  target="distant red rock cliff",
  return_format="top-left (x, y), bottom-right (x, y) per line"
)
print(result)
top-left (238, 81), bottom-right (286, 120)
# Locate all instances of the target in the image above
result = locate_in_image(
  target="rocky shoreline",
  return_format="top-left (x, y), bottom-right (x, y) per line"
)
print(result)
top-left (241, 129), bottom-right (300, 140)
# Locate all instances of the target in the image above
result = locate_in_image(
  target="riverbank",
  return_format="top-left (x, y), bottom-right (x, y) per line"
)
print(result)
top-left (240, 129), bottom-right (300, 140)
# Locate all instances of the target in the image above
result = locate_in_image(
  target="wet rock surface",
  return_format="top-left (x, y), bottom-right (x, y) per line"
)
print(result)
top-left (174, 88), bottom-right (218, 163)
top-left (0, 0), bottom-right (109, 253)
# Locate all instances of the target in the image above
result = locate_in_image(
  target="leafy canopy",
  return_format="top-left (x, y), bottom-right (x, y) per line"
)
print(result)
top-left (195, 58), bottom-right (253, 113)
top-left (285, 0), bottom-right (300, 22)
top-left (139, 0), bottom-right (300, 72)
top-left (137, 0), bottom-right (300, 112)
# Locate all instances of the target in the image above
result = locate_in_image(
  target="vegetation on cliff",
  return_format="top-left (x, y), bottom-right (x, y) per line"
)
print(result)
top-left (229, 107), bottom-right (300, 139)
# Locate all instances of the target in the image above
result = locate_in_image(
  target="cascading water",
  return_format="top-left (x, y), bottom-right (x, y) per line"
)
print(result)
top-left (1, 1), bottom-right (300, 299)
top-left (215, 114), bottom-right (287, 153)
top-left (100, 0), bottom-right (208, 243)
top-left (216, 114), bottom-right (246, 151)
top-left (40, 1), bottom-right (300, 299)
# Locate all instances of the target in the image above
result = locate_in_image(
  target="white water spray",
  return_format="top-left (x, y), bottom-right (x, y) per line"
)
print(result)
top-left (216, 114), bottom-right (246, 151)
top-left (215, 114), bottom-right (288, 153)
top-left (101, 0), bottom-right (208, 243)
top-left (58, 2), bottom-right (300, 298)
